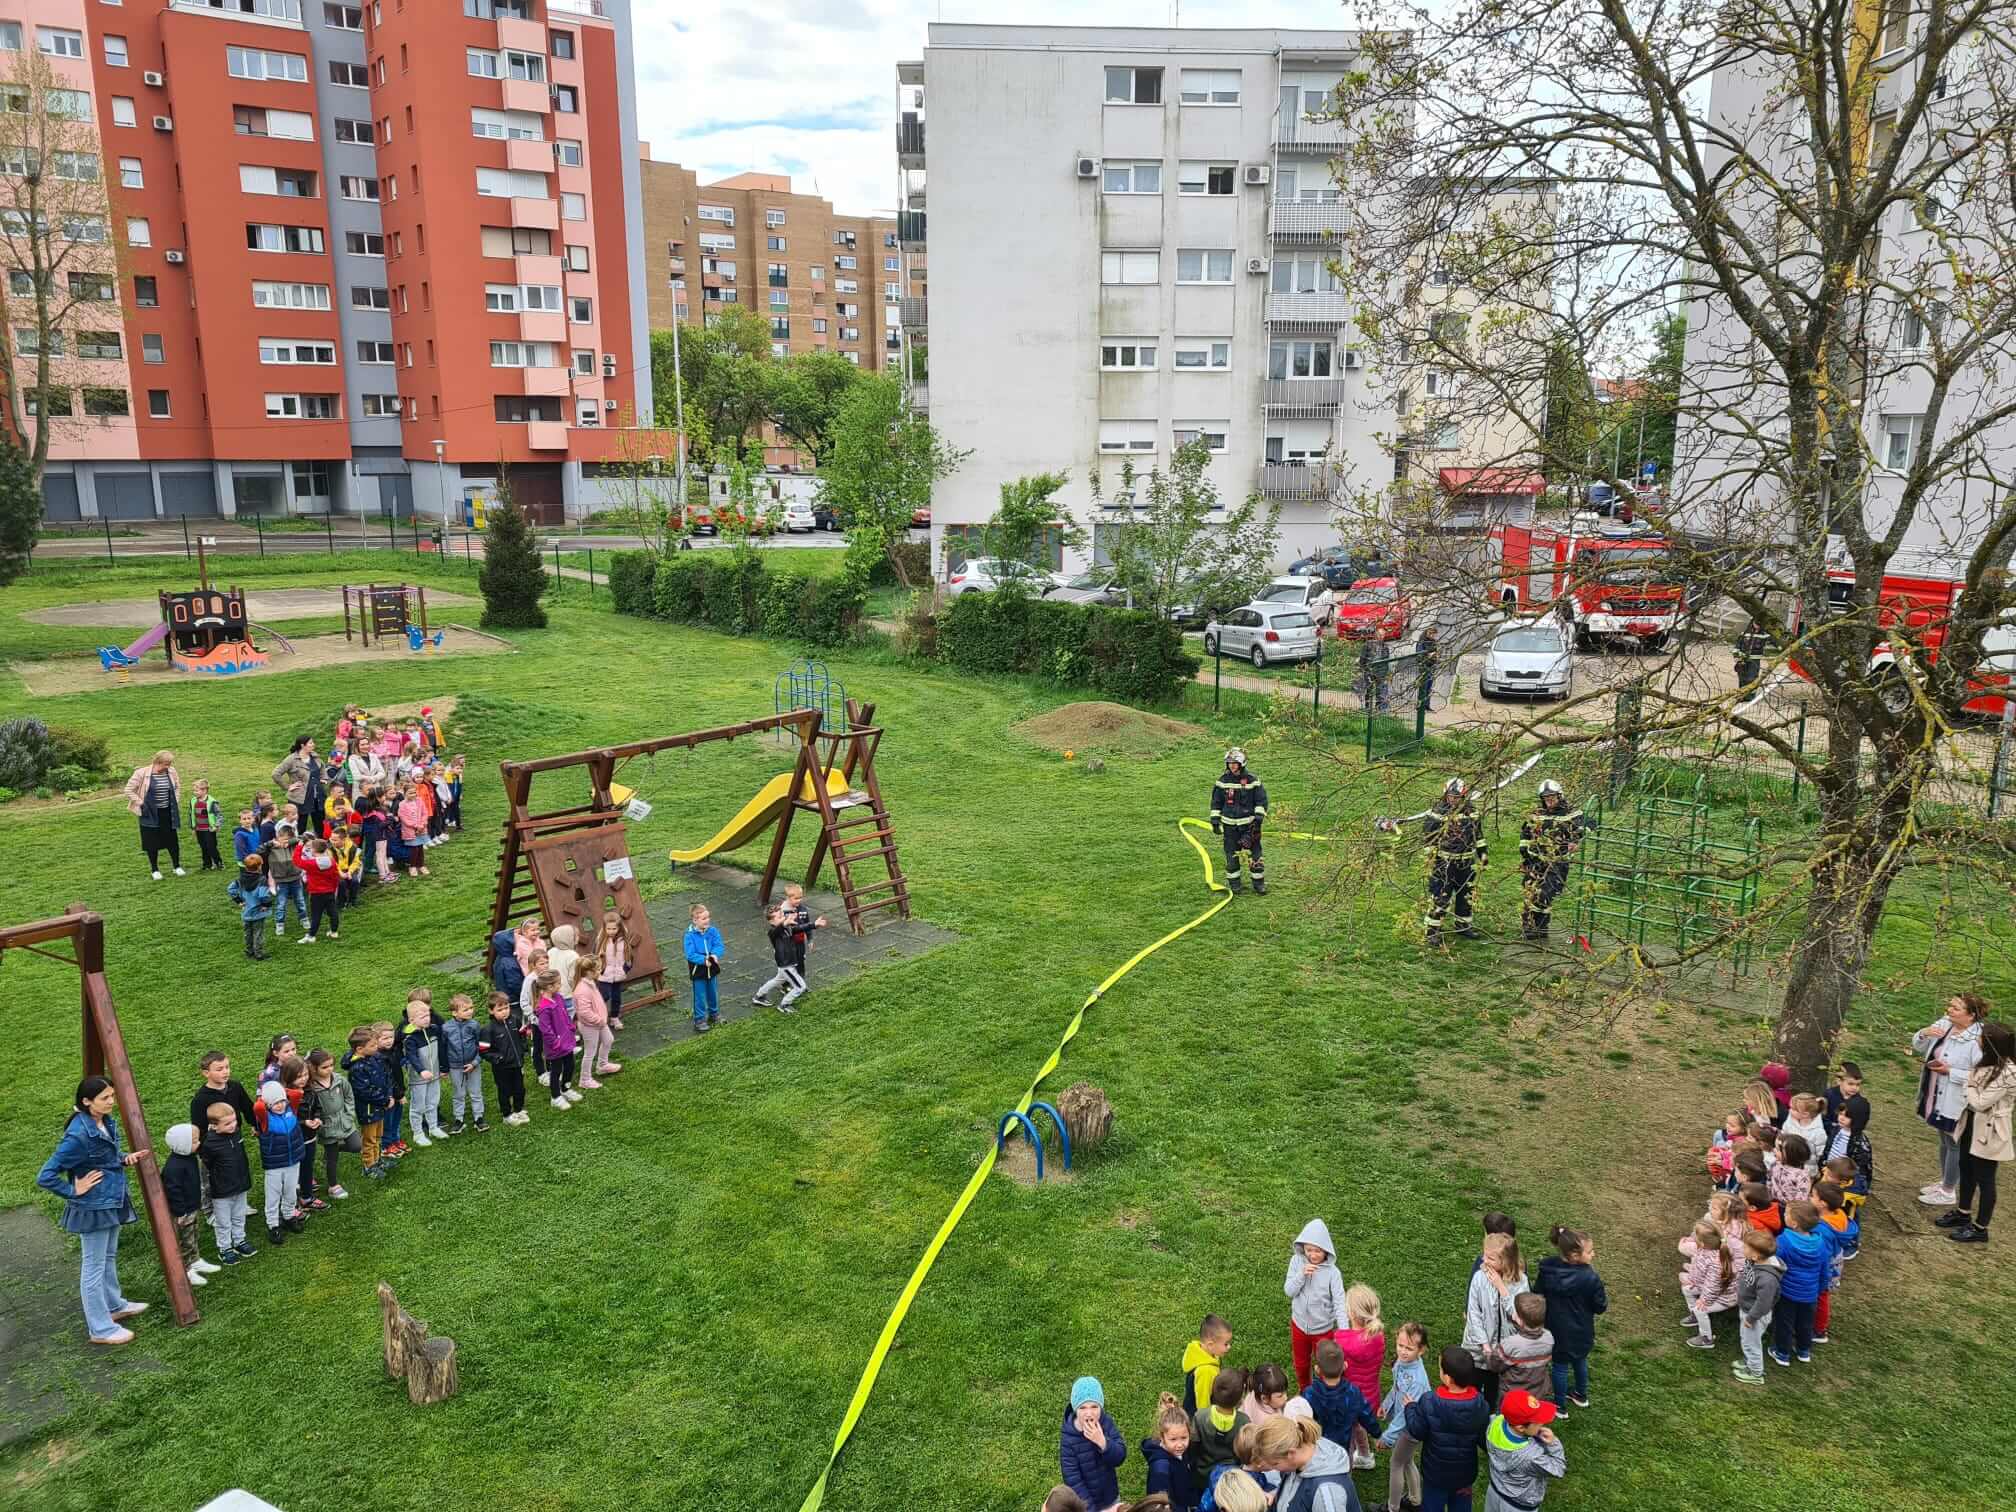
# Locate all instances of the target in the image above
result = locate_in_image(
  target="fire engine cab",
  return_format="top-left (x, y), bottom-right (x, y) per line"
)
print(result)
top-left (1793, 571), bottom-right (2016, 718)
top-left (1488, 521), bottom-right (1685, 651)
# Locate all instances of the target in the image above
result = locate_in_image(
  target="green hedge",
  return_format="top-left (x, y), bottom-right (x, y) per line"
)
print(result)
top-left (612, 549), bottom-right (865, 647)
top-left (937, 590), bottom-right (1198, 705)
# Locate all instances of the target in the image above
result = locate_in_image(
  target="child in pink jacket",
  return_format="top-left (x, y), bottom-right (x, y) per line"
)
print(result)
top-left (396, 783), bottom-right (430, 878)
top-left (1334, 1284), bottom-right (1386, 1469)
top-left (573, 950), bottom-right (619, 1089)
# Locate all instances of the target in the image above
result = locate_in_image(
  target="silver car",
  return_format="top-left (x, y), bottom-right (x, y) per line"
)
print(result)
top-left (946, 557), bottom-right (1060, 596)
top-left (1481, 619), bottom-right (1574, 699)
top-left (1204, 605), bottom-right (1322, 667)
top-left (1045, 572), bottom-right (1128, 606)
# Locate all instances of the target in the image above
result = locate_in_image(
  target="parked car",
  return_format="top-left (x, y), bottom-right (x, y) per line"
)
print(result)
top-left (714, 507), bottom-right (778, 537)
top-left (910, 506), bottom-right (932, 528)
top-left (946, 557), bottom-right (1059, 596)
top-left (813, 503), bottom-right (842, 531)
top-left (680, 504), bottom-right (717, 536)
top-left (1257, 575), bottom-right (1338, 627)
top-left (1045, 572), bottom-right (1128, 606)
top-left (1204, 605), bottom-right (1322, 668)
top-left (1332, 577), bottom-right (1412, 641)
top-left (781, 500), bottom-right (817, 534)
top-left (1166, 580), bottom-right (1245, 629)
top-left (1480, 618), bottom-right (1574, 699)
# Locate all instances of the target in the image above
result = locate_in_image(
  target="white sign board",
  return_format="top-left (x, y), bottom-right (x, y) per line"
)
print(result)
top-left (623, 798), bottom-right (653, 823)
top-left (602, 856), bottom-right (634, 884)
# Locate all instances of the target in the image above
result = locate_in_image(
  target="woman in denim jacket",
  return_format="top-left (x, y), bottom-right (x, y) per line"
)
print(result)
top-left (35, 1078), bottom-right (151, 1345)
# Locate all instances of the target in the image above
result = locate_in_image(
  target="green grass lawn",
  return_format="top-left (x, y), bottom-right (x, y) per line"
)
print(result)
top-left (0, 555), bottom-right (2012, 1511)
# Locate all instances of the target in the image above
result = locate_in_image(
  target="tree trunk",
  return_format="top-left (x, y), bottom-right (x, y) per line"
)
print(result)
top-left (406, 1336), bottom-right (460, 1405)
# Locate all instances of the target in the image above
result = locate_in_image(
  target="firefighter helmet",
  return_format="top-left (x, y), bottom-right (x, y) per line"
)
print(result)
top-left (1539, 779), bottom-right (1565, 800)
top-left (1443, 777), bottom-right (1469, 798)
top-left (1225, 747), bottom-right (1247, 768)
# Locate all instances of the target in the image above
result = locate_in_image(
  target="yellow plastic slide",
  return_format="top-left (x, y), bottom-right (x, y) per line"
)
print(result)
top-left (667, 768), bottom-right (851, 864)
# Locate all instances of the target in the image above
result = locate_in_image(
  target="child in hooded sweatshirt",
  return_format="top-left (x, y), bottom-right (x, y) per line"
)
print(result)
top-left (1301, 1339), bottom-right (1379, 1454)
top-left (1284, 1217), bottom-right (1348, 1389)
top-left (1491, 1292), bottom-right (1556, 1395)
top-left (547, 923), bottom-right (581, 996)
top-left (1380, 1320), bottom-right (1432, 1511)
top-left (1484, 1390), bottom-right (1566, 1512)
top-left (1781, 1095), bottom-right (1828, 1174)
top-left (253, 1081), bottom-right (305, 1246)
top-left (1182, 1313), bottom-right (1233, 1413)
top-left (1535, 1226), bottom-right (1606, 1410)
top-left (236, 853), bottom-right (275, 961)
top-left (1732, 1228), bottom-right (1782, 1385)
top-left (492, 927), bottom-right (527, 1001)
top-left (1187, 1368), bottom-right (1250, 1488)
top-left (1140, 1394), bottom-right (1200, 1511)
top-left (1058, 1375), bottom-right (1127, 1512)
top-left (161, 1123), bottom-right (219, 1289)
top-left (1253, 1413), bottom-right (1359, 1512)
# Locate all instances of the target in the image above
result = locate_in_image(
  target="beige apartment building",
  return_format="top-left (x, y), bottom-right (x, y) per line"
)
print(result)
top-left (639, 161), bottom-right (904, 374)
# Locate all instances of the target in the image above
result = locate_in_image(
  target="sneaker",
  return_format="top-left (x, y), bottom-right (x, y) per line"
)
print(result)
top-left (564, 1088), bottom-right (583, 1104)
top-left (1684, 1336), bottom-right (1715, 1350)
top-left (1795, 1351), bottom-right (1811, 1362)
top-left (537, 1071), bottom-right (551, 1087)
top-left (608, 1017), bottom-right (623, 1031)
top-left (1769, 1351), bottom-right (1792, 1368)
top-left (150, 870), bottom-right (163, 881)
top-left (173, 867), bottom-right (187, 877)
top-left (473, 1117), bottom-right (490, 1133)
top-left (110, 1302), bottom-right (149, 1321)
top-left (329, 1185), bottom-right (349, 1200)
top-left (1731, 1367), bottom-right (1764, 1385)
top-left (89, 1328), bottom-right (136, 1346)
top-left (1933, 1209), bottom-right (1973, 1228)
top-left (282, 1216), bottom-right (306, 1234)
top-left (448, 1120), bottom-right (467, 1136)
top-left (410, 1128), bottom-right (432, 1147)
top-left (777, 1002), bottom-right (797, 1015)
top-left (707, 1009), bottom-right (720, 1026)
top-left (600, 1061), bottom-right (621, 1074)
top-left (192, 1258), bottom-right (222, 1275)
top-left (1811, 1332), bottom-right (1830, 1344)
top-left (363, 1163), bottom-right (387, 1180)
top-left (325, 931), bottom-right (339, 940)
top-left (694, 1019), bottom-right (711, 1034)
top-left (304, 1197), bottom-right (329, 1212)
top-left (1920, 1180), bottom-right (1950, 1195)
top-left (186, 1264), bottom-right (209, 1288)
top-left (509, 1111), bottom-right (529, 1125)
top-left (551, 1096), bottom-right (571, 1110)
top-left (1950, 1222), bottom-right (1991, 1244)
top-left (1919, 1185), bottom-right (1958, 1205)
top-left (1565, 1394), bottom-right (1589, 1408)
top-left (752, 996), bottom-right (771, 1008)
top-left (1351, 1447), bottom-right (1377, 1470)
top-left (218, 1248), bottom-right (244, 1265)
top-left (578, 1076), bottom-right (602, 1090)
top-left (231, 1241), bottom-right (259, 1259)
top-left (298, 934), bottom-right (316, 945)
top-left (267, 1226), bottom-right (286, 1247)
top-left (384, 1143), bottom-right (406, 1159)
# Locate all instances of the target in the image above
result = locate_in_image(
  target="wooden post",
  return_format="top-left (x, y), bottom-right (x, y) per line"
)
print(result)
top-left (157, 593), bottom-right (175, 668)
top-left (361, 585), bottom-right (372, 648)
top-left (758, 711), bottom-right (819, 909)
top-left (418, 585), bottom-right (429, 645)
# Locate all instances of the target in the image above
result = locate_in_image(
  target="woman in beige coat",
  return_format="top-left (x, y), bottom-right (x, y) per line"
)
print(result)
top-left (1938, 1022), bottom-right (2016, 1246)
top-left (122, 750), bottom-right (183, 879)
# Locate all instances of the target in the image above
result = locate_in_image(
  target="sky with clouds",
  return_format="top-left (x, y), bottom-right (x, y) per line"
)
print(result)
top-left (633, 0), bottom-right (1361, 218)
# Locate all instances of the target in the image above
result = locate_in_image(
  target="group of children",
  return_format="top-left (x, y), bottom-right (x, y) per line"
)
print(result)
top-left (1048, 1212), bottom-right (1608, 1512)
top-left (221, 704), bottom-right (465, 959)
top-left (486, 912), bottom-right (638, 1107)
top-left (678, 888), bottom-right (828, 1033)
top-left (1690, 1060), bottom-right (1873, 1381)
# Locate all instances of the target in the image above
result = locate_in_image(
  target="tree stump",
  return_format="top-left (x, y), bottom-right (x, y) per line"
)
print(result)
top-left (376, 1282), bottom-right (459, 1404)
top-left (1056, 1081), bottom-right (1114, 1155)
top-left (406, 1335), bottom-right (460, 1405)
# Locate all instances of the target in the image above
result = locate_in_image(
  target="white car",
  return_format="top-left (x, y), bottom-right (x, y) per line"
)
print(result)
top-left (781, 500), bottom-right (817, 533)
top-left (946, 557), bottom-right (1060, 596)
top-left (1256, 574), bottom-right (1338, 627)
top-left (1203, 605), bottom-right (1322, 667)
top-left (1481, 619), bottom-right (1574, 699)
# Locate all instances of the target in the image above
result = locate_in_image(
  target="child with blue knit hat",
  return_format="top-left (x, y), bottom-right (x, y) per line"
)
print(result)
top-left (1059, 1375), bottom-right (1126, 1512)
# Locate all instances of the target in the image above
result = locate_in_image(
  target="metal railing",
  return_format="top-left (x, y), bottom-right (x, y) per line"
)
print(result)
top-left (1262, 377), bottom-right (1346, 410)
top-left (896, 118), bottom-right (926, 161)
top-left (1265, 290), bottom-right (1352, 324)
top-left (1271, 112), bottom-right (1350, 152)
top-left (898, 209), bottom-right (927, 246)
top-left (1258, 461), bottom-right (1330, 500)
top-left (899, 296), bottom-right (928, 328)
top-left (1268, 200), bottom-right (1350, 240)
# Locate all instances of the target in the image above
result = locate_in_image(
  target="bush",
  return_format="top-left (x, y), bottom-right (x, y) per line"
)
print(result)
top-left (0, 716), bottom-right (52, 789)
top-left (870, 539), bottom-right (928, 588)
top-left (608, 550), bottom-right (657, 616)
top-left (45, 724), bottom-right (110, 778)
top-left (937, 592), bottom-right (1197, 705)
top-left (635, 551), bottom-right (863, 647)
top-left (47, 763), bottom-right (96, 792)
top-left (0, 786), bottom-right (18, 805)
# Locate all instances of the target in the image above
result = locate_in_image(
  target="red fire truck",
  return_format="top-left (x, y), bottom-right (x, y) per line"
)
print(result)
top-left (1793, 571), bottom-right (2016, 718)
top-left (1487, 522), bottom-right (1685, 651)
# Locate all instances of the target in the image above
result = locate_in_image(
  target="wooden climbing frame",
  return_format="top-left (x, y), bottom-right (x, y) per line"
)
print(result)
top-left (0, 905), bottom-right (200, 1327)
top-left (484, 700), bottom-right (912, 1008)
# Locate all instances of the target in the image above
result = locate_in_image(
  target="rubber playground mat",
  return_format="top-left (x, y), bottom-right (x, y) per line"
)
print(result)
top-left (428, 861), bottom-right (958, 1060)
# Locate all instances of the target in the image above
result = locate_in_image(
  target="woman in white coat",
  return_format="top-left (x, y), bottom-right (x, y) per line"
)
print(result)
top-left (1463, 1231), bottom-right (1528, 1406)
top-left (1913, 993), bottom-right (1987, 1206)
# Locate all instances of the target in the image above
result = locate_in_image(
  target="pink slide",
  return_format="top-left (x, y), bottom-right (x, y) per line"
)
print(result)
top-left (122, 621), bottom-right (170, 659)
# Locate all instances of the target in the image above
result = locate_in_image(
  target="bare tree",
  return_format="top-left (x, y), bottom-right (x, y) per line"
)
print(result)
top-left (1321, 0), bottom-right (2016, 1082)
top-left (0, 48), bottom-right (125, 478)
top-left (601, 409), bottom-right (686, 557)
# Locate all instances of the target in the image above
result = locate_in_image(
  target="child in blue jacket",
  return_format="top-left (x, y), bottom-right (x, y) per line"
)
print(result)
top-left (491, 927), bottom-right (526, 1000)
top-left (1770, 1201), bottom-right (1828, 1365)
top-left (1059, 1376), bottom-right (1126, 1511)
top-left (253, 1082), bottom-right (306, 1246)
top-left (1379, 1321), bottom-right (1432, 1511)
top-left (1303, 1338), bottom-right (1380, 1450)
top-left (232, 810), bottom-right (261, 866)
top-left (683, 904), bottom-right (724, 1033)
top-left (1141, 1394), bottom-right (1200, 1510)
top-left (236, 854), bottom-right (275, 961)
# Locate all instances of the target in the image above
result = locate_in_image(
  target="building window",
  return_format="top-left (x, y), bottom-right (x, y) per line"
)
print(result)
top-left (1172, 423), bottom-right (1228, 453)
top-left (291, 461), bottom-right (331, 499)
top-left (345, 230), bottom-right (385, 256)
top-left (698, 204), bottom-right (734, 225)
top-left (1104, 65), bottom-right (1163, 104)
top-left (241, 166), bottom-right (318, 197)
top-left (252, 281), bottom-right (332, 309)
top-left (24, 387), bottom-right (73, 417)
top-left (570, 296), bottom-right (592, 323)
top-left (134, 276), bottom-right (158, 307)
top-left (77, 330), bottom-right (123, 360)
top-left (118, 157), bottom-right (144, 189)
top-left (489, 341), bottom-right (557, 367)
top-left (259, 338), bottom-right (336, 364)
top-left (112, 97), bottom-right (136, 128)
top-left (565, 244), bottom-right (590, 272)
top-left (361, 394), bottom-right (400, 417)
top-left (493, 395), bottom-right (563, 423)
top-left (141, 335), bottom-right (166, 364)
top-left (835, 254), bottom-right (857, 270)
top-left (37, 27), bottom-right (84, 59)
top-left (1102, 161), bottom-right (1162, 194)
top-left (82, 387), bottom-right (130, 417)
top-left (472, 107), bottom-right (541, 140)
top-left (1101, 250), bottom-right (1160, 285)
top-left (771, 316), bottom-right (790, 339)
top-left (833, 229), bottom-right (857, 247)
top-left (1180, 68), bottom-right (1240, 105)
top-left (350, 285), bottom-right (390, 310)
top-left (767, 262), bottom-right (789, 287)
top-left (812, 318), bottom-right (827, 333)
top-left (765, 235), bottom-right (786, 253)
top-left (246, 223), bottom-right (326, 253)
top-left (1176, 248), bottom-right (1234, 284)
top-left (520, 284), bottom-right (563, 311)
top-left (1100, 340), bottom-right (1157, 371)
top-left (265, 393), bottom-right (334, 419)
top-left (146, 389), bottom-right (170, 418)
top-left (475, 167), bottom-right (544, 198)
top-left (557, 140), bottom-right (583, 167)
top-left (466, 49), bottom-right (500, 78)
top-left (552, 85), bottom-right (578, 113)
top-left (485, 283), bottom-right (520, 312)
top-left (1271, 257), bottom-right (1340, 293)
top-left (1098, 420), bottom-right (1156, 453)
top-left (351, 341), bottom-right (392, 368)
top-left (104, 35), bottom-right (129, 67)
top-left (0, 23), bottom-right (19, 52)
top-left (339, 175), bottom-right (380, 201)
top-left (228, 47), bottom-right (309, 83)
top-left (237, 107), bottom-right (316, 140)
top-left (1269, 339), bottom-right (1333, 378)
top-left (766, 209), bottom-right (786, 228)
top-left (334, 117), bottom-right (372, 144)
top-left (561, 192), bottom-right (586, 221)
top-left (125, 217), bottom-right (151, 247)
top-left (572, 348), bottom-right (595, 375)
top-left (325, 4), bottom-right (364, 27)
top-left (1178, 162), bottom-right (1236, 196)
top-left (769, 289), bottom-right (788, 309)
top-left (1883, 413), bottom-right (1921, 470)
top-left (885, 255), bottom-right (899, 271)
top-left (550, 29), bottom-right (576, 60)
top-left (1174, 339), bottom-right (1231, 370)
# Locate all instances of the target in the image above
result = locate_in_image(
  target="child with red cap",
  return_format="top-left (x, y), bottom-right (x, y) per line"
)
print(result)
top-left (1484, 1390), bottom-right (1565, 1511)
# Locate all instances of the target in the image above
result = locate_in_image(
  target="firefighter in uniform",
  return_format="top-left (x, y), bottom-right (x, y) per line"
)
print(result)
top-left (1518, 780), bottom-right (1595, 941)
top-left (1420, 777), bottom-right (1486, 946)
top-left (1734, 621), bottom-right (1769, 692)
top-left (1210, 747), bottom-right (1268, 895)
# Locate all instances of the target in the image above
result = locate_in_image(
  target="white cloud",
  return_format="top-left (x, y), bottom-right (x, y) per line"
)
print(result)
top-left (635, 0), bottom-right (1360, 217)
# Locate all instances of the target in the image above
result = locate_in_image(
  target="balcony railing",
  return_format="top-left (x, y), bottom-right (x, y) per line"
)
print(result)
top-left (1258, 462), bottom-right (1331, 501)
top-left (548, 0), bottom-right (607, 15)
top-left (1268, 200), bottom-right (1350, 241)
top-left (898, 209), bottom-right (926, 247)
top-left (1262, 378), bottom-right (1346, 411)
top-left (1265, 290), bottom-right (1352, 324)
top-left (1272, 111), bottom-right (1349, 153)
top-left (896, 117), bottom-right (926, 165)
top-left (898, 296), bottom-right (927, 328)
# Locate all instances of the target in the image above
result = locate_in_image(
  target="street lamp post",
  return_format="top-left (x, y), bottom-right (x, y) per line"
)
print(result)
top-left (432, 438), bottom-right (449, 535)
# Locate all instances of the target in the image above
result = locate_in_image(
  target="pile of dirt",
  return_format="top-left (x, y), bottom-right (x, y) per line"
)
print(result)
top-left (1014, 701), bottom-right (1205, 759)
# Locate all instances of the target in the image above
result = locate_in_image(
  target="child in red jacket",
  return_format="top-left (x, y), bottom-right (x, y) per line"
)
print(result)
top-left (294, 833), bottom-right (342, 943)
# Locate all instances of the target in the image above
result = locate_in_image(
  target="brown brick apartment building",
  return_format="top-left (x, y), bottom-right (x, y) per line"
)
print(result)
top-left (639, 161), bottom-right (903, 373)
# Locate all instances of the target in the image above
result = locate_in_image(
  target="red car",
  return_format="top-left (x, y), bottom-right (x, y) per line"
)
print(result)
top-left (1332, 577), bottom-right (1411, 641)
top-left (910, 506), bottom-right (932, 528)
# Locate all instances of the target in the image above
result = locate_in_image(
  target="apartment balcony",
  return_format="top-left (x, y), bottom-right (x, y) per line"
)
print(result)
top-left (549, 0), bottom-right (608, 13)
top-left (1262, 378), bottom-right (1346, 414)
top-left (521, 365), bottom-right (570, 397)
top-left (906, 381), bottom-right (928, 414)
top-left (1268, 200), bottom-right (1350, 241)
top-left (667, 256), bottom-right (687, 276)
top-left (501, 77), bottom-right (551, 115)
top-left (520, 310), bottom-right (566, 343)
top-left (527, 419), bottom-right (568, 451)
top-left (1272, 110), bottom-right (1349, 154)
top-left (506, 137), bottom-right (554, 175)
top-left (1265, 290), bottom-right (1352, 326)
top-left (898, 296), bottom-right (927, 328)
top-left (515, 252), bottom-right (563, 286)
top-left (497, 17), bottom-right (545, 52)
top-left (510, 196), bottom-right (559, 230)
top-left (896, 116), bottom-right (926, 168)
top-left (1259, 461), bottom-right (1331, 501)
top-left (898, 209), bottom-right (926, 249)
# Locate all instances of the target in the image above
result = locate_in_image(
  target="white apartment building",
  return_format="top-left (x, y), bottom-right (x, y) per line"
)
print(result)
top-left (901, 24), bottom-right (1390, 575)
top-left (1675, 28), bottom-right (2016, 581)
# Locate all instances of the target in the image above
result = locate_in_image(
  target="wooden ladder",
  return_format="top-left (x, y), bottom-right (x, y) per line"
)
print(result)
top-left (785, 699), bottom-right (913, 934)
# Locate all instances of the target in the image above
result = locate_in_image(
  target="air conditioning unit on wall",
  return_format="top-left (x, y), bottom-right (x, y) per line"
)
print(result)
top-left (1245, 257), bottom-right (1270, 275)
top-left (164, 249), bottom-right (186, 264)
top-left (142, 71), bottom-right (165, 87)
top-left (1075, 155), bottom-right (1100, 179)
top-left (152, 115), bottom-right (174, 131)
top-left (1343, 349), bottom-right (1362, 370)
top-left (1243, 164), bottom-right (1270, 186)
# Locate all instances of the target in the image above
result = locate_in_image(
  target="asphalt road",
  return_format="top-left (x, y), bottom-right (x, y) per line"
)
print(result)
top-left (29, 524), bottom-right (866, 561)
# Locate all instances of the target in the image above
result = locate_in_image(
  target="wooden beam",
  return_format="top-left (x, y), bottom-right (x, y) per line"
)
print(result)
top-left (497, 709), bottom-right (817, 780)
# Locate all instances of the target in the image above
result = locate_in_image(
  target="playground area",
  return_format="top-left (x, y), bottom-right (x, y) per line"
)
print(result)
top-left (21, 586), bottom-right (478, 628)
top-left (14, 626), bottom-right (512, 696)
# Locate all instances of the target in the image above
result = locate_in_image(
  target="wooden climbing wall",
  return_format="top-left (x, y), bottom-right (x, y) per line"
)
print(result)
top-left (523, 818), bottom-right (664, 982)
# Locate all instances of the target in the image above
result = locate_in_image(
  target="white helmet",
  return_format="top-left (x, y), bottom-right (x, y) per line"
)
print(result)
top-left (1443, 777), bottom-right (1469, 798)
top-left (1225, 747), bottom-right (1247, 767)
top-left (1539, 779), bottom-right (1565, 799)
